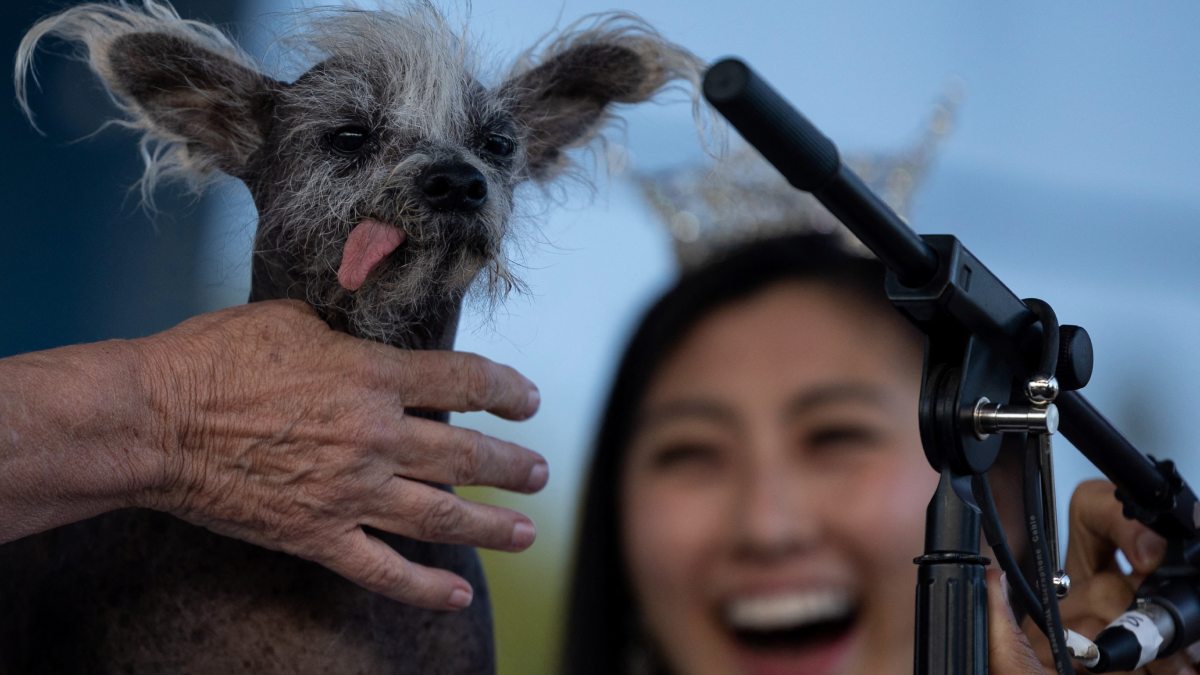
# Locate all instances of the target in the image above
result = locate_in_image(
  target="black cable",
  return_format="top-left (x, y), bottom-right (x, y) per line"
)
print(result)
top-left (1021, 296), bottom-right (1073, 670)
top-left (972, 473), bottom-right (1047, 635)
top-left (1023, 298), bottom-right (1060, 380)
top-left (1023, 434), bottom-right (1074, 675)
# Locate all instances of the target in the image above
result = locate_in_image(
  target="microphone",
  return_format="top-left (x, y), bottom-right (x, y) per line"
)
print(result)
top-left (1087, 577), bottom-right (1200, 672)
top-left (1091, 602), bottom-right (1174, 671)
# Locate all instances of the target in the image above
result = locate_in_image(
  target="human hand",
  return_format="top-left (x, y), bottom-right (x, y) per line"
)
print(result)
top-left (989, 568), bottom-right (1050, 674)
top-left (1049, 479), bottom-right (1194, 674)
top-left (992, 479), bottom-right (1196, 674)
top-left (131, 300), bottom-right (547, 610)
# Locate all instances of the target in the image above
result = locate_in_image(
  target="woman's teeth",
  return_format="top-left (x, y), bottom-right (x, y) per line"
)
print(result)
top-left (725, 589), bottom-right (857, 632)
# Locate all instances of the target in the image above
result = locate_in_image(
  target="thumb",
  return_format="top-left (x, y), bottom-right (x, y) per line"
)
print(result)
top-left (988, 569), bottom-right (1048, 675)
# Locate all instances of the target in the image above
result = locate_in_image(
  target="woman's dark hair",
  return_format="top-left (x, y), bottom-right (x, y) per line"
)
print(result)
top-left (560, 232), bottom-right (900, 675)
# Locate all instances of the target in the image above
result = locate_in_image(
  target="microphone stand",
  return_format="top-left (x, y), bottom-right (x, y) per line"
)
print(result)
top-left (700, 58), bottom-right (1200, 674)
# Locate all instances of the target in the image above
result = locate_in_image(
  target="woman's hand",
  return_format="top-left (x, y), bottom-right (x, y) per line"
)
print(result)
top-left (990, 479), bottom-right (1197, 674)
top-left (126, 300), bottom-right (548, 610)
top-left (989, 568), bottom-right (1051, 674)
top-left (1051, 479), bottom-right (1194, 674)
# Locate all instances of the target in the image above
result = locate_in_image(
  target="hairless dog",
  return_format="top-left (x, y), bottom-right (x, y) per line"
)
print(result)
top-left (4, 2), bottom-right (700, 672)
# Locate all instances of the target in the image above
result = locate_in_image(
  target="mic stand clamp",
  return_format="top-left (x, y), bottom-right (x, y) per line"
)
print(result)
top-left (700, 56), bottom-right (1200, 674)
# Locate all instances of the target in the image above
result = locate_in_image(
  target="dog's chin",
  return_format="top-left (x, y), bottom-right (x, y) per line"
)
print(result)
top-left (386, 232), bottom-right (496, 290)
top-left (331, 238), bottom-right (498, 345)
top-left (374, 210), bottom-right (499, 273)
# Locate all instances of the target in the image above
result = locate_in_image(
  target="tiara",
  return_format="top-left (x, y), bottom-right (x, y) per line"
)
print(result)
top-left (637, 84), bottom-right (962, 269)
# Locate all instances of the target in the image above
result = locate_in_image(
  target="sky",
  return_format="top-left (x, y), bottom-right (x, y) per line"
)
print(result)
top-left (191, 0), bottom-right (1200, 569)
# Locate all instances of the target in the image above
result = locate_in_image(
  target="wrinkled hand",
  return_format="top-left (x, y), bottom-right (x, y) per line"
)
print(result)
top-left (992, 479), bottom-right (1196, 674)
top-left (131, 300), bottom-right (547, 610)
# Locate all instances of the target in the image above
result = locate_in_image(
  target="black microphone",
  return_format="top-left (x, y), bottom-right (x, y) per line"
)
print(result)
top-left (1088, 577), bottom-right (1200, 672)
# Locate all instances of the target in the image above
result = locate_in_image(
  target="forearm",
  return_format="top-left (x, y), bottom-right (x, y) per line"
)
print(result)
top-left (0, 301), bottom-right (548, 608)
top-left (0, 340), bottom-right (164, 543)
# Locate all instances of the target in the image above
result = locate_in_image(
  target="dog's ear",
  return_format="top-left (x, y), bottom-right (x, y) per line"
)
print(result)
top-left (103, 32), bottom-right (280, 178)
top-left (16, 1), bottom-right (281, 184)
top-left (501, 16), bottom-right (701, 181)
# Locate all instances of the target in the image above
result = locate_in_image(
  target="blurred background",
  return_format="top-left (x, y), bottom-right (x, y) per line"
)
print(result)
top-left (4, 1), bottom-right (1199, 673)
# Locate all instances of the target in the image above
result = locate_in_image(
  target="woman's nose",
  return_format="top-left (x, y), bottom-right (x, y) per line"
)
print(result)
top-left (732, 460), bottom-right (819, 559)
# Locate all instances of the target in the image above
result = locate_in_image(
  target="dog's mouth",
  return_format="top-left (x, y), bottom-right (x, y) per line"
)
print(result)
top-left (336, 218), bottom-right (407, 292)
top-left (336, 213), bottom-right (497, 293)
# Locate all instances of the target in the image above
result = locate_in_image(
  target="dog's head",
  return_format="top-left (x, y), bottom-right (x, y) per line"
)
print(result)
top-left (17, 2), bottom-right (701, 344)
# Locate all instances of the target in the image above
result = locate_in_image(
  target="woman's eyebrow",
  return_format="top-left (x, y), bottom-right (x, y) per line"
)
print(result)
top-left (633, 399), bottom-right (738, 434)
top-left (782, 383), bottom-right (892, 419)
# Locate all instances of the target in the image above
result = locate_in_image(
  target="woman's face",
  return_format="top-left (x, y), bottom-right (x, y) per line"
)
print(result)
top-left (620, 280), bottom-right (936, 675)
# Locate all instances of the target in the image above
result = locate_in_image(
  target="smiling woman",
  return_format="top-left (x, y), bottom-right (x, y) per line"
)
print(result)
top-left (563, 232), bottom-right (941, 675)
top-left (621, 278), bottom-right (930, 674)
top-left (564, 222), bottom-right (1190, 672)
top-left (560, 230), bottom-right (1190, 675)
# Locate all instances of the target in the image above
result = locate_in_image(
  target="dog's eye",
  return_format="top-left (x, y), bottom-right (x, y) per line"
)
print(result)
top-left (329, 126), bottom-right (370, 154)
top-left (482, 133), bottom-right (515, 158)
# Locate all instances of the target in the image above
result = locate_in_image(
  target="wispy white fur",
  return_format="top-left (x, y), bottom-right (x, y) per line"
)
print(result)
top-left (16, 0), bottom-right (706, 346)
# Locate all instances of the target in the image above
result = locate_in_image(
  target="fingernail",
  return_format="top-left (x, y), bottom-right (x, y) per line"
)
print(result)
top-left (1136, 531), bottom-right (1166, 566)
top-left (448, 586), bottom-right (473, 609)
top-left (511, 521), bottom-right (536, 549)
top-left (526, 462), bottom-right (549, 491)
top-left (525, 387), bottom-right (540, 417)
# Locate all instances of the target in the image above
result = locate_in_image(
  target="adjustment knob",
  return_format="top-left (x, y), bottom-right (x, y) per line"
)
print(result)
top-left (1057, 325), bottom-right (1093, 391)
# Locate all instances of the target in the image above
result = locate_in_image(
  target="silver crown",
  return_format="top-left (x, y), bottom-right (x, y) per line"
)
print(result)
top-left (637, 84), bottom-right (962, 270)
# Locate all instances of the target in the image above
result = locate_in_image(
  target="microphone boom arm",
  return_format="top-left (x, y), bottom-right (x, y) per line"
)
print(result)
top-left (701, 57), bottom-right (1200, 674)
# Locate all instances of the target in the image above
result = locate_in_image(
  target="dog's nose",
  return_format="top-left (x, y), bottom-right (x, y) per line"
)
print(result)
top-left (418, 162), bottom-right (488, 212)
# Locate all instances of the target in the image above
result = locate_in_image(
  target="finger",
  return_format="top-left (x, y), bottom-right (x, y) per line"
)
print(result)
top-left (363, 478), bottom-right (537, 552)
top-left (1073, 572), bottom-right (1138, 625)
top-left (1019, 613), bottom-right (1054, 670)
top-left (987, 569), bottom-right (1047, 675)
top-left (377, 416), bottom-right (549, 493)
top-left (373, 350), bottom-right (539, 420)
top-left (1066, 616), bottom-right (1108, 642)
top-left (320, 529), bottom-right (475, 610)
top-left (1065, 480), bottom-right (1167, 580)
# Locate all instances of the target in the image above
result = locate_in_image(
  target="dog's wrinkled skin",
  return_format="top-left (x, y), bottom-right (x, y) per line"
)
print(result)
top-left (2, 2), bottom-right (699, 672)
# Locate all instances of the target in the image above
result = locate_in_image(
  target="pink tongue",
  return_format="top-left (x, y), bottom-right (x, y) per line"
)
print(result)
top-left (337, 219), bottom-right (406, 291)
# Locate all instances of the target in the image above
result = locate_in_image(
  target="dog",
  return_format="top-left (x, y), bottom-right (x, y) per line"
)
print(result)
top-left (3, 1), bottom-right (700, 672)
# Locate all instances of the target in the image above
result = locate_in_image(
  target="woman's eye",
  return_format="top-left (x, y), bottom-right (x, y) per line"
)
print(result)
top-left (329, 126), bottom-right (370, 154)
top-left (482, 133), bottom-right (515, 158)
top-left (807, 425), bottom-right (879, 450)
top-left (650, 442), bottom-right (719, 470)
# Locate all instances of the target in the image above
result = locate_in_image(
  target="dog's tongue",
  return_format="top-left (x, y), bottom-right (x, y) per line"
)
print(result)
top-left (337, 219), bottom-right (405, 291)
